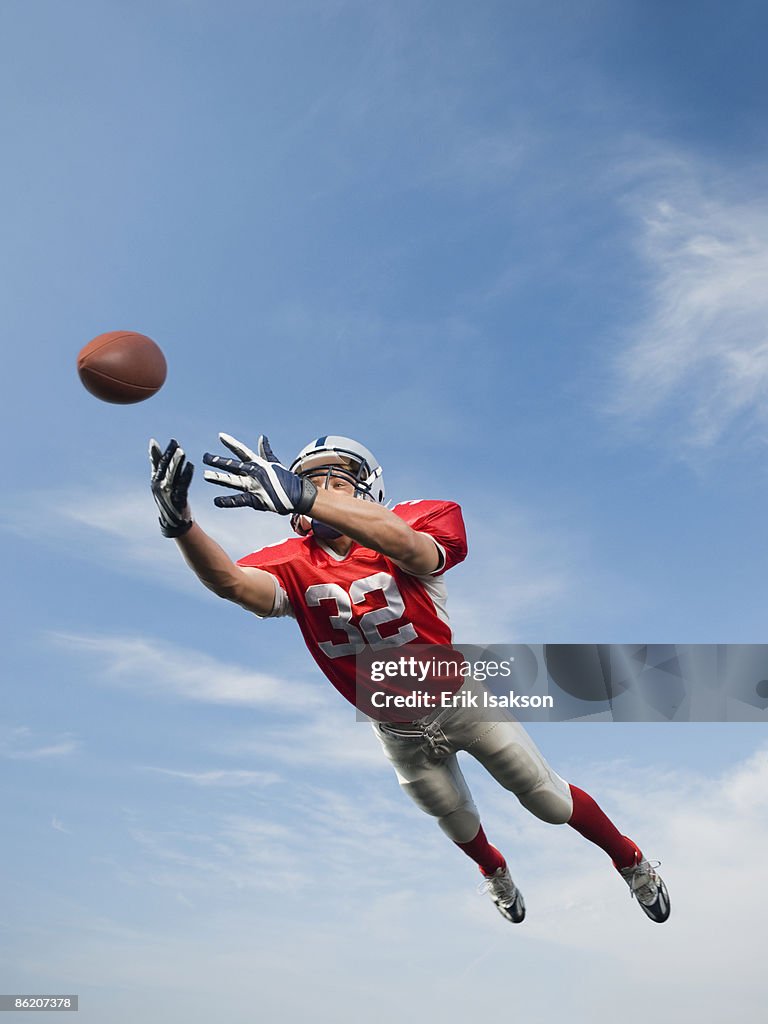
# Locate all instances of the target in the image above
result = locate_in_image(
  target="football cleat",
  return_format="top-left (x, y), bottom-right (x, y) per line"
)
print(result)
top-left (479, 865), bottom-right (526, 924)
top-left (620, 858), bottom-right (671, 923)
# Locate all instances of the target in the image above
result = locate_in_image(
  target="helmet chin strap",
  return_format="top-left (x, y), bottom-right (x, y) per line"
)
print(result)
top-left (311, 519), bottom-right (343, 541)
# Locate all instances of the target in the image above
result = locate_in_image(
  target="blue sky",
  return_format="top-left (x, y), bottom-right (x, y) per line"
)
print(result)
top-left (1, 1), bottom-right (767, 1021)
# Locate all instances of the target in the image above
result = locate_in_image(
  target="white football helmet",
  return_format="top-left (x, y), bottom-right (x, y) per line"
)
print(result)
top-left (290, 435), bottom-right (386, 504)
top-left (290, 435), bottom-right (386, 540)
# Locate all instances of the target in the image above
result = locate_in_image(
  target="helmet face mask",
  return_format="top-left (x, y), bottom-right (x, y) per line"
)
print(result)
top-left (289, 435), bottom-right (386, 539)
top-left (302, 464), bottom-right (367, 496)
top-left (290, 436), bottom-right (386, 505)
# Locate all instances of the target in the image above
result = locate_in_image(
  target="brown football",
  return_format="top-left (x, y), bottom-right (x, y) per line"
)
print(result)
top-left (77, 331), bottom-right (167, 404)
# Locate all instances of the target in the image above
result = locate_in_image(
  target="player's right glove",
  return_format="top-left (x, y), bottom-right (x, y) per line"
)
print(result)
top-left (202, 433), bottom-right (317, 516)
top-left (149, 438), bottom-right (194, 538)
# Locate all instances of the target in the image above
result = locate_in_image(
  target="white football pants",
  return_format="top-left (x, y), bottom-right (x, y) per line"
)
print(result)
top-left (371, 678), bottom-right (573, 843)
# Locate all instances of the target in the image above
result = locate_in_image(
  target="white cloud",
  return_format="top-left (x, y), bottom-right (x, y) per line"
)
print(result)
top-left (447, 508), bottom-right (630, 640)
top-left (50, 631), bottom-right (322, 711)
top-left (10, 739), bottom-right (766, 1023)
top-left (141, 767), bottom-right (281, 787)
top-left (0, 725), bottom-right (79, 760)
top-left (224, 712), bottom-right (389, 771)
top-left (125, 814), bottom-right (310, 895)
top-left (470, 741), bottom-right (768, 1006)
top-left (0, 483), bottom-right (291, 594)
top-left (609, 153), bottom-right (768, 451)
top-left (49, 630), bottom-right (404, 771)
top-left (3, 471), bottom-right (602, 641)
top-left (450, 509), bottom-right (572, 638)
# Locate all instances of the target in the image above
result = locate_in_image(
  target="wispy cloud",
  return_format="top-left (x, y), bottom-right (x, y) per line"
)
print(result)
top-left (50, 631), bottom-right (321, 711)
top-left (608, 152), bottom-right (768, 452)
top-left (116, 771), bottom-right (429, 907)
top-left (12, 740), bottom-right (767, 1024)
top-left (49, 631), bottom-right (394, 771)
top-left (126, 814), bottom-right (311, 895)
top-left (476, 741), bottom-right (768, 962)
top-left (0, 484), bottom-right (291, 593)
top-left (451, 509), bottom-right (572, 639)
top-left (448, 508), bottom-right (632, 640)
top-left (224, 712), bottom-right (388, 770)
top-left (5, 471), bottom-right (604, 641)
top-left (141, 767), bottom-right (281, 787)
top-left (0, 725), bottom-right (79, 760)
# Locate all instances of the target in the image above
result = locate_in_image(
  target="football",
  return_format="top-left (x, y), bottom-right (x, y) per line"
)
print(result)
top-left (77, 331), bottom-right (167, 404)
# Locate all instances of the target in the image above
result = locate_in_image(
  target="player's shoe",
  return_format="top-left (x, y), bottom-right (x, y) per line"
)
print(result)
top-left (620, 857), bottom-right (670, 923)
top-left (479, 865), bottom-right (526, 924)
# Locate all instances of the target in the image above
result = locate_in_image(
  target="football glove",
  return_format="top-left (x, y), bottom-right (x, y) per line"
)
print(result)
top-left (203, 433), bottom-right (318, 516)
top-left (149, 438), bottom-right (194, 538)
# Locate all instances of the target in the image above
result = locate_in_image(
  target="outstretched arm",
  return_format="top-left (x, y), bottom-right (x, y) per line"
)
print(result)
top-left (149, 438), bottom-right (277, 615)
top-left (175, 523), bottom-right (277, 614)
top-left (309, 488), bottom-right (441, 575)
top-left (202, 433), bottom-right (442, 576)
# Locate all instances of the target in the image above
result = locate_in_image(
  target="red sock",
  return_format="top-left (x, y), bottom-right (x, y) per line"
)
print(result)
top-left (568, 785), bottom-right (641, 871)
top-left (454, 825), bottom-right (506, 877)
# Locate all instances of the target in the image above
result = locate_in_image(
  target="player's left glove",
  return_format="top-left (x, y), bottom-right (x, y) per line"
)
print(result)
top-left (202, 433), bottom-right (318, 516)
top-left (149, 438), bottom-right (194, 538)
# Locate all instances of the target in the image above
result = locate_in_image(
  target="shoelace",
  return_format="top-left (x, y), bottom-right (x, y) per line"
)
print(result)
top-left (478, 870), bottom-right (517, 903)
top-left (627, 860), bottom-right (662, 905)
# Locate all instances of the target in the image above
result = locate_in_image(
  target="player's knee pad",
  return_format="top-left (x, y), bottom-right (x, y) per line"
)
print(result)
top-left (517, 781), bottom-right (573, 825)
top-left (476, 736), bottom-right (573, 824)
top-left (479, 742), bottom-right (543, 796)
top-left (398, 777), bottom-right (480, 841)
top-left (436, 802), bottom-right (481, 843)
top-left (399, 776), bottom-right (466, 820)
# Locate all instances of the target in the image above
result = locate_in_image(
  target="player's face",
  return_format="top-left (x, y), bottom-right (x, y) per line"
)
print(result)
top-left (304, 469), bottom-right (356, 495)
top-left (302, 455), bottom-right (358, 497)
top-left (301, 462), bottom-right (357, 551)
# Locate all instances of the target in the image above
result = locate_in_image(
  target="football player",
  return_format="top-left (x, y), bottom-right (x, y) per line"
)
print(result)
top-left (149, 433), bottom-right (670, 925)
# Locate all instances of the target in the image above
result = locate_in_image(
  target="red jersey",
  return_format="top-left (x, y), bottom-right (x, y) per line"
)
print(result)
top-left (237, 500), bottom-right (467, 708)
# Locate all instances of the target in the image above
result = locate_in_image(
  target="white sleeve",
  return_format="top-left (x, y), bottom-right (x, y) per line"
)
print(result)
top-left (254, 572), bottom-right (296, 619)
top-left (392, 535), bottom-right (447, 577)
top-left (426, 537), bottom-right (447, 576)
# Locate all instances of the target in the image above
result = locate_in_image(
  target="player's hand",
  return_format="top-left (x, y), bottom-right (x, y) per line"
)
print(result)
top-left (149, 438), bottom-right (194, 538)
top-left (211, 432), bottom-right (277, 464)
top-left (202, 433), bottom-right (318, 516)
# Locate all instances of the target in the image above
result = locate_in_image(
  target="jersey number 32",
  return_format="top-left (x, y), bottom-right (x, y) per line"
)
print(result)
top-left (305, 572), bottom-right (418, 657)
